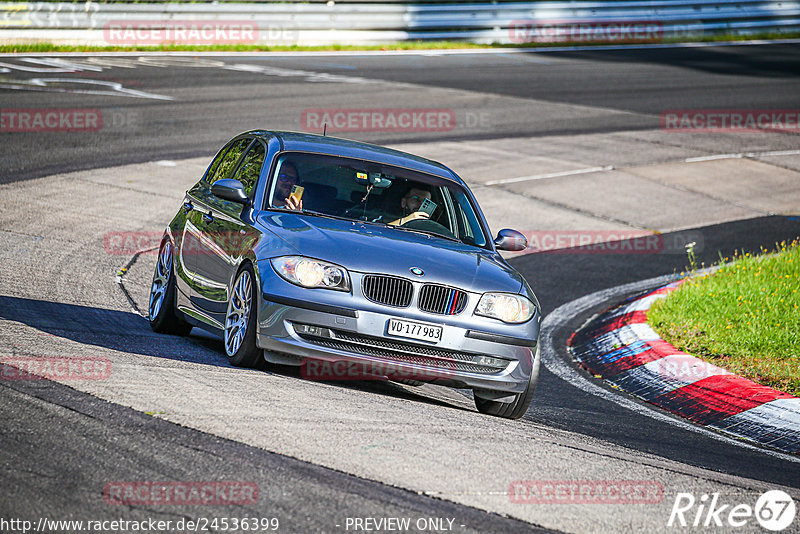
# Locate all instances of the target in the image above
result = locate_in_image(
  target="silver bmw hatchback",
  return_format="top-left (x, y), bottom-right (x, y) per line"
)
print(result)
top-left (149, 130), bottom-right (542, 419)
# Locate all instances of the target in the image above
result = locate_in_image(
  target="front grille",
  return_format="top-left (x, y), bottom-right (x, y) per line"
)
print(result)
top-left (418, 284), bottom-right (468, 315)
top-left (297, 328), bottom-right (508, 375)
top-left (362, 275), bottom-right (413, 308)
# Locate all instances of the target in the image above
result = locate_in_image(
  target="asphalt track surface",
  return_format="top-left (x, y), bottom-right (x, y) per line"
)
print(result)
top-left (2, 42), bottom-right (800, 183)
top-left (1, 43), bottom-right (800, 532)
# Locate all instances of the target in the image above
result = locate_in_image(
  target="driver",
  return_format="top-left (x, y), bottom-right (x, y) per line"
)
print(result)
top-left (387, 187), bottom-right (432, 226)
top-left (271, 162), bottom-right (303, 210)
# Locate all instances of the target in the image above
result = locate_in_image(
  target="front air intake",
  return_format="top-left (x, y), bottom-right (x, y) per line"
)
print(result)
top-left (362, 275), bottom-right (413, 308)
top-left (418, 284), bottom-right (468, 315)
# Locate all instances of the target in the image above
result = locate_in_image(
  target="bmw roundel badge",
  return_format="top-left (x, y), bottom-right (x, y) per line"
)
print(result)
top-left (410, 267), bottom-right (424, 276)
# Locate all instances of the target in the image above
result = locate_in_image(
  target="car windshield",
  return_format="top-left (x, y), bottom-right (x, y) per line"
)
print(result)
top-left (265, 152), bottom-right (489, 248)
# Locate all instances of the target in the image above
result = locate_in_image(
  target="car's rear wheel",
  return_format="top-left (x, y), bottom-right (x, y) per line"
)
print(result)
top-left (149, 239), bottom-right (192, 336)
top-left (474, 344), bottom-right (540, 419)
top-left (224, 263), bottom-right (261, 368)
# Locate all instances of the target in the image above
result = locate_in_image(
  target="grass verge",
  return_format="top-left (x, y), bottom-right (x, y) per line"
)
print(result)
top-left (1, 32), bottom-right (800, 54)
top-left (648, 240), bottom-right (800, 396)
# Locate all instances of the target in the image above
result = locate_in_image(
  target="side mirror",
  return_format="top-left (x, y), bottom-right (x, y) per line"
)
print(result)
top-left (211, 179), bottom-right (251, 205)
top-left (494, 229), bottom-right (527, 252)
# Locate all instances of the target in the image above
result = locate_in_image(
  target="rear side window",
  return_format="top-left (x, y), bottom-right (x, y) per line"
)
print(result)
top-left (206, 138), bottom-right (251, 185)
top-left (203, 143), bottom-right (231, 183)
top-left (232, 141), bottom-right (266, 198)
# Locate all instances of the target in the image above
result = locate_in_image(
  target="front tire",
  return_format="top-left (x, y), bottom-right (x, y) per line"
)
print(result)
top-left (224, 263), bottom-right (261, 368)
top-left (149, 239), bottom-right (192, 336)
top-left (474, 344), bottom-right (540, 419)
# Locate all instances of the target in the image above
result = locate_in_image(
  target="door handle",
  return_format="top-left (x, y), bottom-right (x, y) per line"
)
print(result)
top-left (202, 212), bottom-right (214, 224)
top-left (182, 201), bottom-right (193, 212)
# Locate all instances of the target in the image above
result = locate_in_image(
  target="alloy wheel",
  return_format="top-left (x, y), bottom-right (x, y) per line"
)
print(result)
top-left (225, 270), bottom-right (252, 356)
top-left (149, 242), bottom-right (172, 320)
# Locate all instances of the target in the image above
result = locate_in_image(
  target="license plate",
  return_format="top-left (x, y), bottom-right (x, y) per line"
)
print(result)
top-left (387, 318), bottom-right (442, 343)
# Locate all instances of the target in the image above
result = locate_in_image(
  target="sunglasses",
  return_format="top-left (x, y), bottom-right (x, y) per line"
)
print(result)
top-left (278, 173), bottom-right (297, 182)
top-left (406, 195), bottom-right (423, 201)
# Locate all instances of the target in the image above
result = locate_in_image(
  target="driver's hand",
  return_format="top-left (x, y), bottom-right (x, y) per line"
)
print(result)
top-left (286, 196), bottom-right (303, 211)
top-left (403, 211), bottom-right (430, 224)
top-left (388, 211), bottom-right (429, 226)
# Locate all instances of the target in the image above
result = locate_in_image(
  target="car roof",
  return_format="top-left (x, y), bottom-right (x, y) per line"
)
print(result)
top-left (243, 130), bottom-right (465, 186)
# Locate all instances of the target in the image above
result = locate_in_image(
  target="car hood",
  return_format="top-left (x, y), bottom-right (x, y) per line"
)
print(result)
top-left (257, 212), bottom-right (523, 294)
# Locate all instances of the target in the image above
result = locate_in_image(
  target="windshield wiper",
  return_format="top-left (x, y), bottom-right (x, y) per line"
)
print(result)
top-left (298, 209), bottom-right (390, 227)
top-left (392, 225), bottom-right (462, 243)
top-left (290, 210), bottom-right (463, 244)
top-left (296, 209), bottom-right (351, 222)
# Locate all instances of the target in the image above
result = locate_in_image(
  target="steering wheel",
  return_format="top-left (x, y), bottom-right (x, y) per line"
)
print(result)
top-left (401, 218), bottom-right (456, 239)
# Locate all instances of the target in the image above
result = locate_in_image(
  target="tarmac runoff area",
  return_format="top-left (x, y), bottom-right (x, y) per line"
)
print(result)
top-left (569, 281), bottom-right (800, 455)
top-left (1, 135), bottom-right (800, 532)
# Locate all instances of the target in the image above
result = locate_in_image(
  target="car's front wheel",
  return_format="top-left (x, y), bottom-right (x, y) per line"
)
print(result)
top-left (474, 344), bottom-right (540, 419)
top-left (224, 263), bottom-right (261, 368)
top-left (149, 239), bottom-right (192, 336)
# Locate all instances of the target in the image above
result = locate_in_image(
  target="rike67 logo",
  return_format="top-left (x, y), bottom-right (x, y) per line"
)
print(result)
top-left (668, 490), bottom-right (796, 531)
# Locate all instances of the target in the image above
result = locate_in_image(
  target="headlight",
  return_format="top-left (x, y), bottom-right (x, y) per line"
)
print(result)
top-left (475, 293), bottom-right (535, 323)
top-left (271, 256), bottom-right (350, 291)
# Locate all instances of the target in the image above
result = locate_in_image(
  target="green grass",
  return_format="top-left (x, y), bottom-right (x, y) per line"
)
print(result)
top-left (2, 31), bottom-right (799, 54)
top-left (648, 240), bottom-right (800, 396)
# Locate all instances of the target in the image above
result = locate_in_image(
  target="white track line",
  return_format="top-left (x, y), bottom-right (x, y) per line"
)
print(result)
top-left (539, 273), bottom-right (800, 463)
top-left (753, 149), bottom-right (800, 157)
top-left (485, 165), bottom-right (614, 186)
top-left (684, 154), bottom-right (743, 162)
top-left (686, 149), bottom-right (800, 163)
top-left (492, 148), bottom-right (800, 185)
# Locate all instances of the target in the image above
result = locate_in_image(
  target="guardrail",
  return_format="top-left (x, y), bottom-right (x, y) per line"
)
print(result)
top-left (1, 0), bottom-right (799, 45)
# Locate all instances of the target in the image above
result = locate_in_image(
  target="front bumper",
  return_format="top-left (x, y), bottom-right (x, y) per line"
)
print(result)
top-left (256, 269), bottom-right (540, 394)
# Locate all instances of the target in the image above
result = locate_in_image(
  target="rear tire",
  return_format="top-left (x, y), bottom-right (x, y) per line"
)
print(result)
top-left (149, 239), bottom-right (192, 336)
top-left (474, 344), bottom-right (540, 419)
top-left (224, 263), bottom-right (261, 368)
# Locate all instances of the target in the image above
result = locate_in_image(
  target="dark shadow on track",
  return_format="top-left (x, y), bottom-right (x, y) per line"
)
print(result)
top-left (511, 215), bottom-right (800, 487)
top-left (547, 44), bottom-right (800, 78)
top-left (0, 296), bottom-right (465, 412)
top-left (515, 215), bottom-right (800, 316)
top-left (0, 295), bottom-right (228, 366)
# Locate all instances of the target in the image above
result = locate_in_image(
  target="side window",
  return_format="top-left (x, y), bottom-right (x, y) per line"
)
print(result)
top-left (232, 141), bottom-right (266, 198)
top-left (207, 138), bottom-right (251, 185)
top-left (454, 202), bottom-right (474, 243)
top-left (203, 142), bottom-right (232, 183)
top-left (267, 155), bottom-right (301, 209)
top-left (453, 192), bottom-right (485, 247)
